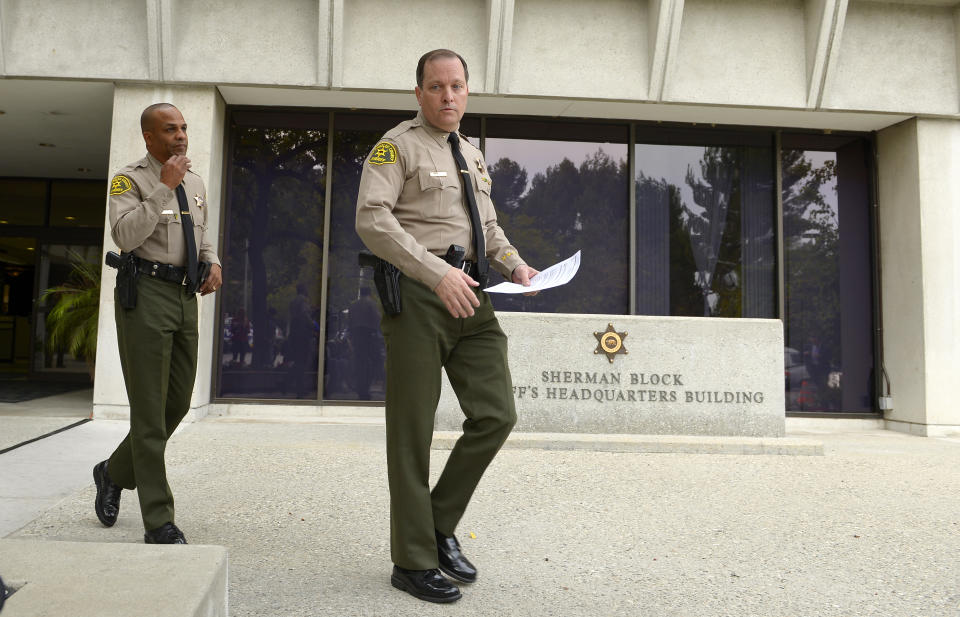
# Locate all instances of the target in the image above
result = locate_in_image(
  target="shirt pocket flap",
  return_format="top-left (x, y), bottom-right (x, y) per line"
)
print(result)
top-left (475, 176), bottom-right (492, 195)
top-left (418, 169), bottom-right (459, 191)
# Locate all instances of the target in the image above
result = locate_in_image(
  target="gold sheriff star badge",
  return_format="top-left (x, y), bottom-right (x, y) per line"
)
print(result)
top-left (594, 323), bottom-right (628, 363)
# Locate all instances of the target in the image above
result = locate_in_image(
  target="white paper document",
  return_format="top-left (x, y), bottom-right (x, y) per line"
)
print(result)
top-left (484, 250), bottom-right (581, 294)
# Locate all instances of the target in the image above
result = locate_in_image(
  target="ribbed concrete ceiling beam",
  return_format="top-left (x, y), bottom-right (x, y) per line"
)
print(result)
top-left (328, 0), bottom-right (343, 88)
top-left (955, 6), bottom-right (960, 113)
top-left (805, 0), bottom-right (848, 110)
top-left (146, 0), bottom-right (163, 81)
top-left (0, 0), bottom-right (6, 77)
top-left (648, 0), bottom-right (684, 102)
top-left (493, 0), bottom-right (515, 95)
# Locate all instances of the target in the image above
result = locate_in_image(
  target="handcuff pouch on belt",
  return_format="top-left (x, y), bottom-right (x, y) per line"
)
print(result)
top-left (105, 250), bottom-right (139, 309)
top-left (358, 251), bottom-right (402, 316)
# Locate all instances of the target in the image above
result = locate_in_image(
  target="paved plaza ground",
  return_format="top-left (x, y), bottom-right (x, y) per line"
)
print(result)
top-left (2, 391), bottom-right (960, 616)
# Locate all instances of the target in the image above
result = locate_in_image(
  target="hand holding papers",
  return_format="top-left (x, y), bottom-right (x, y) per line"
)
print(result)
top-left (485, 250), bottom-right (581, 294)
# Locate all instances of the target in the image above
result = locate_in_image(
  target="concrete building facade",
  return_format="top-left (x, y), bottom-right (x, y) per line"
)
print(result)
top-left (1, 0), bottom-right (958, 436)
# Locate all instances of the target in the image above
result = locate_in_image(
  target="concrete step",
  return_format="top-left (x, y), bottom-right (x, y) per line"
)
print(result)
top-left (0, 539), bottom-right (227, 617)
top-left (432, 430), bottom-right (824, 455)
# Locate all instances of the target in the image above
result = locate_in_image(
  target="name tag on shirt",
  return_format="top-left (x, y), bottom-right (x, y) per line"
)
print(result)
top-left (429, 171), bottom-right (448, 177)
top-left (161, 209), bottom-right (174, 214)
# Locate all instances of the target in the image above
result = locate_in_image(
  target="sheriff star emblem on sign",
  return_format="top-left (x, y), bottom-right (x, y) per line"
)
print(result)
top-left (594, 323), bottom-right (628, 363)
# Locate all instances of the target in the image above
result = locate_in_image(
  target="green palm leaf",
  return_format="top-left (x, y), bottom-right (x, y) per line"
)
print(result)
top-left (39, 251), bottom-right (101, 373)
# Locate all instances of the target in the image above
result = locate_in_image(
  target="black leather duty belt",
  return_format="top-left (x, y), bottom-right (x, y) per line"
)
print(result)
top-left (134, 257), bottom-right (188, 285)
top-left (442, 254), bottom-right (480, 280)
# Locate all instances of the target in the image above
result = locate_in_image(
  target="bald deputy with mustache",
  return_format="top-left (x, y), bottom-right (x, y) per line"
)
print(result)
top-left (92, 103), bottom-right (221, 546)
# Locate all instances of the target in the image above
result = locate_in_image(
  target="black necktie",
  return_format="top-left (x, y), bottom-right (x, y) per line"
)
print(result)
top-left (447, 132), bottom-right (488, 284)
top-left (174, 184), bottom-right (199, 292)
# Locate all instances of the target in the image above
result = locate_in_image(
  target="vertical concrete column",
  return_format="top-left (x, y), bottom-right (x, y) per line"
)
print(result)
top-left (94, 84), bottom-right (226, 420)
top-left (877, 118), bottom-right (960, 436)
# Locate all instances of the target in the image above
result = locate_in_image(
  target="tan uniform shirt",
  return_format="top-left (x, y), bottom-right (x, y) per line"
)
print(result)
top-left (108, 153), bottom-right (220, 268)
top-left (355, 111), bottom-right (525, 290)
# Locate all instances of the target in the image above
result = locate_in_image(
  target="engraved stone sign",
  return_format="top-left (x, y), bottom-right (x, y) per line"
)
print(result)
top-left (436, 313), bottom-right (786, 437)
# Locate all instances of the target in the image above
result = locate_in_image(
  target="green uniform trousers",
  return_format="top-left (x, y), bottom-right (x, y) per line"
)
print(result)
top-left (381, 276), bottom-right (517, 570)
top-left (108, 275), bottom-right (198, 531)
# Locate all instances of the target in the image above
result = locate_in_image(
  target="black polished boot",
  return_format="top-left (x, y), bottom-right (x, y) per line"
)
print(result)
top-left (144, 522), bottom-right (187, 544)
top-left (436, 530), bottom-right (478, 583)
top-left (391, 566), bottom-right (461, 603)
top-left (93, 460), bottom-right (122, 527)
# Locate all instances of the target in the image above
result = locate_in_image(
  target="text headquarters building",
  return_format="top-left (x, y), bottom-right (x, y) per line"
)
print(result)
top-left (1, 0), bottom-right (958, 438)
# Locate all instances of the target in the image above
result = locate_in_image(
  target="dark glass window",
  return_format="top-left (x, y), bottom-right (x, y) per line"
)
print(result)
top-left (213, 108), bottom-right (876, 414)
top-left (0, 237), bottom-right (36, 364)
top-left (34, 244), bottom-right (101, 374)
top-left (50, 180), bottom-right (106, 227)
top-left (781, 135), bottom-right (873, 412)
top-left (634, 134), bottom-right (776, 318)
top-left (323, 114), bottom-right (481, 402)
top-left (0, 180), bottom-right (46, 226)
top-left (485, 119), bottom-right (629, 314)
top-left (217, 111), bottom-right (328, 400)
top-left (324, 114), bottom-right (402, 402)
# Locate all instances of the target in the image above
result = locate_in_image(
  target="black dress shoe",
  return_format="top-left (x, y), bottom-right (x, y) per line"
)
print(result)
top-left (436, 530), bottom-right (477, 583)
top-left (391, 566), bottom-right (461, 603)
top-left (144, 522), bottom-right (187, 544)
top-left (93, 460), bottom-right (122, 527)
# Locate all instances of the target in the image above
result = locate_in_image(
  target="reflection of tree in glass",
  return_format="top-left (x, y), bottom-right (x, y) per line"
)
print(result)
top-left (489, 158), bottom-right (527, 211)
top-left (323, 129), bottom-right (390, 401)
top-left (635, 147), bottom-right (744, 317)
top-left (327, 131), bottom-right (385, 320)
top-left (781, 149), bottom-right (841, 409)
top-left (227, 127), bottom-right (326, 370)
top-left (635, 173), bottom-right (700, 315)
top-left (683, 147), bottom-right (742, 317)
top-left (489, 150), bottom-right (629, 314)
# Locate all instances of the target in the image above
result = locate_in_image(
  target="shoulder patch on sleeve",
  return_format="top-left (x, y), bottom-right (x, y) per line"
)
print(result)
top-left (110, 175), bottom-right (133, 196)
top-left (368, 142), bottom-right (399, 166)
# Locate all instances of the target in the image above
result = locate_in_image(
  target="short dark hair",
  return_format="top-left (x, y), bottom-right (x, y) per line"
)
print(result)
top-left (416, 49), bottom-right (469, 88)
top-left (140, 103), bottom-right (177, 132)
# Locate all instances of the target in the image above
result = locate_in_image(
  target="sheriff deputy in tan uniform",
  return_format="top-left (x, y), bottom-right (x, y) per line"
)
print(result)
top-left (92, 103), bottom-right (222, 544)
top-left (356, 49), bottom-right (539, 603)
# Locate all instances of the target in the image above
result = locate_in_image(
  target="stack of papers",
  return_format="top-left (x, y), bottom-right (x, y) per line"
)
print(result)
top-left (485, 250), bottom-right (581, 294)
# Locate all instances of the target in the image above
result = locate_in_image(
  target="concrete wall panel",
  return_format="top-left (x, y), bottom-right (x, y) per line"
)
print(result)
top-left (437, 313), bottom-right (787, 437)
top-left (341, 0), bottom-right (488, 91)
top-left (1, 0), bottom-right (150, 79)
top-left (915, 119), bottom-right (960, 427)
top-left (823, 2), bottom-right (959, 114)
top-left (876, 120), bottom-right (926, 428)
top-left (665, 0), bottom-right (807, 107)
top-left (507, 0), bottom-right (650, 100)
top-left (169, 0), bottom-right (320, 85)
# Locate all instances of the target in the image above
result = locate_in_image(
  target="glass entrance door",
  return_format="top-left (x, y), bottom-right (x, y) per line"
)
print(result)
top-left (33, 243), bottom-right (101, 378)
top-left (0, 237), bottom-right (36, 371)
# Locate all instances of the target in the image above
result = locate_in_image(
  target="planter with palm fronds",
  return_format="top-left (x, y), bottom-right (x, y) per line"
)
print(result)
top-left (40, 253), bottom-right (101, 381)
